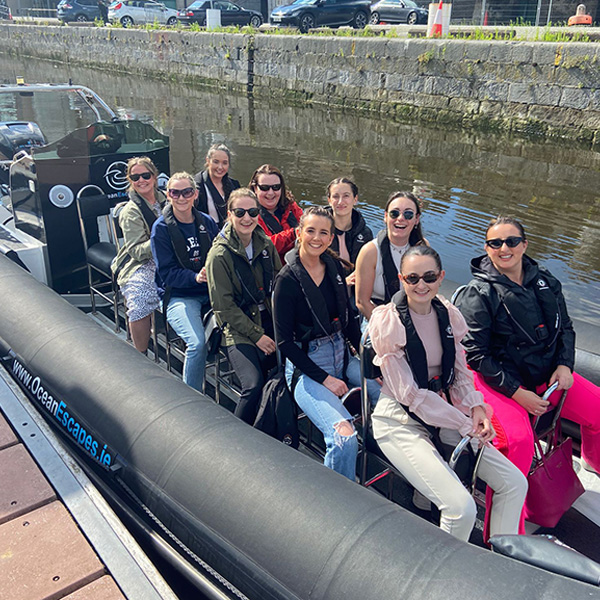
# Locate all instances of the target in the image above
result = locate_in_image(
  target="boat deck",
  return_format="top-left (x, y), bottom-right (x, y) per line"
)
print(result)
top-left (0, 366), bottom-right (177, 600)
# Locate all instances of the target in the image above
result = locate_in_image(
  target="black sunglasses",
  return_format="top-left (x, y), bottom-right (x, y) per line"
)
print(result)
top-left (388, 209), bottom-right (415, 220)
top-left (485, 236), bottom-right (524, 249)
top-left (256, 183), bottom-right (282, 192)
top-left (130, 171), bottom-right (153, 182)
top-left (231, 207), bottom-right (260, 218)
top-left (167, 187), bottom-right (195, 199)
top-left (402, 271), bottom-right (440, 285)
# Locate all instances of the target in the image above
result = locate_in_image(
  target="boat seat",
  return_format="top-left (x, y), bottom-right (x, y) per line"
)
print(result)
top-left (86, 241), bottom-right (117, 274)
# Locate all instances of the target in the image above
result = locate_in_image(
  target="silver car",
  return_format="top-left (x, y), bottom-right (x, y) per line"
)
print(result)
top-left (108, 0), bottom-right (178, 26)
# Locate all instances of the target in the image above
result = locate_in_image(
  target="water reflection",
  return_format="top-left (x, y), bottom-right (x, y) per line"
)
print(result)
top-left (1, 56), bottom-right (600, 334)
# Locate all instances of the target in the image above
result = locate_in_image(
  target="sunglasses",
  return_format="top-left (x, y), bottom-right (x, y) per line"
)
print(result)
top-left (485, 236), bottom-right (524, 249)
top-left (388, 209), bottom-right (415, 220)
top-left (402, 271), bottom-right (440, 285)
top-left (130, 172), bottom-right (153, 182)
top-left (167, 187), bottom-right (195, 199)
top-left (256, 183), bottom-right (282, 192)
top-left (231, 207), bottom-right (260, 218)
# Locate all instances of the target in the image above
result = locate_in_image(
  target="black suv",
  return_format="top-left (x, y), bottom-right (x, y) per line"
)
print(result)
top-left (270, 0), bottom-right (370, 32)
top-left (57, 0), bottom-right (105, 22)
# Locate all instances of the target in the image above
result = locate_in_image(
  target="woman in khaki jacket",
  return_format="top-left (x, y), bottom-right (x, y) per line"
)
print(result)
top-left (111, 157), bottom-right (165, 353)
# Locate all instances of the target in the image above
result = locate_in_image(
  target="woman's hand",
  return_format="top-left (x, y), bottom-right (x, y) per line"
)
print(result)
top-left (512, 387), bottom-right (549, 417)
top-left (345, 272), bottom-right (356, 287)
top-left (256, 335), bottom-right (276, 355)
top-left (323, 375), bottom-right (348, 398)
top-left (549, 365), bottom-right (574, 391)
top-left (195, 267), bottom-right (207, 284)
top-left (470, 405), bottom-right (495, 443)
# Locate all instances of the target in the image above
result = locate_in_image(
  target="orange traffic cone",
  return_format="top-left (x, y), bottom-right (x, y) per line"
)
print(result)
top-left (429, 0), bottom-right (443, 37)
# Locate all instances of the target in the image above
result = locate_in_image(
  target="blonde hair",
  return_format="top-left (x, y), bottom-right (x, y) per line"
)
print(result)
top-left (166, 171), bottom-right (196, 191)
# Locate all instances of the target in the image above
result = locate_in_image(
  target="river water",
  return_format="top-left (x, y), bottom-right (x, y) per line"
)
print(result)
top-left (2, 55), bottom-right (600, 339)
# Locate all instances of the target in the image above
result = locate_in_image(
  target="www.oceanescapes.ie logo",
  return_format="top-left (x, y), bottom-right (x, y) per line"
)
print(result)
top-left (11, 358), bottom-right (114, 468)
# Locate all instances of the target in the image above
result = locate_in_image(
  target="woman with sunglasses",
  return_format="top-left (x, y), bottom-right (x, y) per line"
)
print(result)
top-left (194, 143), bottom-right (240, 227)
top-left (456, 216), bottom-right (600, 491)
top-left (111, 157), bottom-right (165, 354)
top-left (151, 172), bottom-right (219, 391)
top-left (369, 245), bottom-right (527, 541)
top-left (325, 177), bottom-right (373, 287)
top-left (355, 191), bottom-right (425, 321)
top-left (273, 207), bottom-right (380, 480)
top-left (206, 189), bottom-right (282, 424)
top-left (249, 164), bottom-right (303, 263)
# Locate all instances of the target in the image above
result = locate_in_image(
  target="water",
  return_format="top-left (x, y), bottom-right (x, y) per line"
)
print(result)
top-left (2, 55), bottom-right (600, 337)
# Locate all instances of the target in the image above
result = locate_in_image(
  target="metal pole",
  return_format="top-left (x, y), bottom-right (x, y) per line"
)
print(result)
top-left (535, 0), bottom-right (542, 26)
top-left (546, 0), bottom-right (554, 25)
top-left (480, 0), bottom-right (486, 26)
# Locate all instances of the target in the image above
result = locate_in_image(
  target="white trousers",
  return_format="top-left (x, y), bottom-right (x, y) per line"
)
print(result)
top-left (372, 394), bottom-right (528, 542)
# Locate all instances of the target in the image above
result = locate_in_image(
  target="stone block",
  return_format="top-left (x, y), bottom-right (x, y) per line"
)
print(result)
top-left (473, 81), bottom-right (510, 102)
top-left (559, 87), bottom-right (591, 110)
top-left (432, 77), bottom-right (473, 98)
top-left (448, 97), bottom-right (480, 115)
top-left (508, 83), bottom-right (561, 106)
top-left (511, 42), bottom-right (534, 64)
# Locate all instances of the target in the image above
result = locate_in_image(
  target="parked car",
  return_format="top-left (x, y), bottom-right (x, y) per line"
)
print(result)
top-left (108, 0), bottom-right (178, 26)
top-left (0, 0), bottom-right (12, 20)
top-left (270, 0), bottom-right (370, 33)
top-left (177, 0), bottom-right (263, 27)
top-left (57, 0), bottom-right (104, 22)
top-left (369, 0), bottom-right (428, 24)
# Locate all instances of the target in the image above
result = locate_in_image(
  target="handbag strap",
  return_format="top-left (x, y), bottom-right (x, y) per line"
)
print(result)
top-left (532, 389), bottom-right (568, 460)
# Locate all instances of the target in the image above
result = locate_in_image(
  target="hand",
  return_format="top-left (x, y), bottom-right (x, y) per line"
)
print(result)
top-left (513, 387), bottom-right (549, 417)
top-left (323, 375), bottom-right (348, 397)
top-left (549, 365), bottom-right (573, 391)
top-left (345, 272), bottom-right (356, 287)
top-left (256, 335), bottom-right (276, 355)
top-left (470, 405), bottom-right (495, 443)
top-left (195, 267), bottom-right (207, 284)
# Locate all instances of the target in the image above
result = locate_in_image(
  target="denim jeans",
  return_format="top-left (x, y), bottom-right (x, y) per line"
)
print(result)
top-left (286, 332), bottom-right (380, 481)
top-left (166, 295), bottom-right (208, 392)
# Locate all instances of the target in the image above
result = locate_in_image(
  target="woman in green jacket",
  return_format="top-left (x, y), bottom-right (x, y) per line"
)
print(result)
top-left (111, 156), bottom-right (165, 353)
top-left (206, 188), bottom-right (282, 424)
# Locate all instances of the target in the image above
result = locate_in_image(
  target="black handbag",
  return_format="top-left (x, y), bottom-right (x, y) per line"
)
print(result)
top-left (203, 309), bottom-right (223, 361)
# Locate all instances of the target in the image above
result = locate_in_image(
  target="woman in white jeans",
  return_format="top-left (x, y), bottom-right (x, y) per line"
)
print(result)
top-left (369, 245), bottom-right (527, 542)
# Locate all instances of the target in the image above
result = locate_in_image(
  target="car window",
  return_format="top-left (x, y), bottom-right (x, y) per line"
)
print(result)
top-left (188, 0), bottom-right (209, 7)
top-left (291, 0), bottom-right (317, 5)
top-left (216, 2), bottom-right (239, 10)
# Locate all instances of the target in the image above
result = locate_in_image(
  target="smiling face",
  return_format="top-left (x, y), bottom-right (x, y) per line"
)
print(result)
top-left (485, 223), bottom-right (528, 276)
top-left (254, 173), bottom-right (282, 213)
top-left (207, 149), bottom-right (230, 181)
top-left (228, 194), bottom-right (259, 241)
top-left (400, 254), bottom-right (444, 312)
top-left (167, 176), bottom-right (198, 220)
top-left (328, 182), bottom-right (358, 221)
top-left (385, 196), bottom-right (419, 246)
top-left (130, 163), bottom-right (157, 202)
top-left (297, 214), bottom-right (334, 260)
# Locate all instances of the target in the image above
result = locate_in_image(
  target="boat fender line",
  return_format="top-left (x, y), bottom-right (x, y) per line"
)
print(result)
top-left (0, 253), bottom-right (598, 600)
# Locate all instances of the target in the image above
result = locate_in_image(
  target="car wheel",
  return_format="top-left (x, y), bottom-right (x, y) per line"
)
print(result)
top-left (75, 14), bottom-right (88, 22)
top-left (167, 16), bottom-right (177, 25)
top-left (369, 11), bottom-right (380, 24)
top-left (299, 12), bottom-right (315, 33)
top-left (407, 11), bottom-right (418, 24)
top-left (353, 10), bottom-right (368, 29)
top-left (249, 14), bottom-right (262, 27)
top-left (120, 15), bottom-right (133, 26)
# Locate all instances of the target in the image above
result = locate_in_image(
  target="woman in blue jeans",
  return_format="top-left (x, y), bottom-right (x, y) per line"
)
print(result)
top-left (151, 172), bottom-right (219, 391)
top-left (273, 206), bottom-right (380, 480)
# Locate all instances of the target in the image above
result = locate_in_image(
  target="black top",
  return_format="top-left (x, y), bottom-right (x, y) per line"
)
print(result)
top-left (326, 207), bottom-right (373, 268)
top-left (193, 169), bottom-right (240, 226)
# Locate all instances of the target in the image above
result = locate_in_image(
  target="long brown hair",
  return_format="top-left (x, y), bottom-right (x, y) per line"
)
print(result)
top-left (126, 156), bottom-right (158, 195)
top-left (248, 164), bottom-right (295, 211)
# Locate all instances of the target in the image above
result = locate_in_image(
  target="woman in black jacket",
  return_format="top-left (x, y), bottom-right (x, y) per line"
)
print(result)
top-left (456, 216), bottom-right (600, 485)
top-left (273, 206), bottom-right (380, 480)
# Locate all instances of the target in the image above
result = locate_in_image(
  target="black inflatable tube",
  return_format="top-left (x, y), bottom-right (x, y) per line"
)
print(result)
top-left (0, 253), bottom-right (598, 600)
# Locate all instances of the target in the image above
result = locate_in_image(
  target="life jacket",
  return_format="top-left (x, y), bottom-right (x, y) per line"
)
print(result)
top-left (393, 290), bottom-right (455, 392)
top-left (163, 204), bottom-right (213, 273)
top-left (197, 170), bottom-right (238, 224)
top-left (259, 204), bottom-right (299, 234)
top-left (287, 249), bottom-right (349, 339)
top-left (130, 189), bottom-right (162, 231)
top-left (377, 229), bottom-right (401, 302)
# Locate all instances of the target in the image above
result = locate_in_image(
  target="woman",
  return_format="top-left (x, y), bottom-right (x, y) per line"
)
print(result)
top-left (456, 216), bottom-right (600, 483)
top-left (273, 206), bottom-right (380, 480)
top-left (111, 156), bottom-right (165, 354)
top-left (355, 191), bottom-right (425, 321)
top-left (151, 172), bottom-right (219, 392)
top-left (194, 143), bottom-right (240, 227)
top-left (369, 245), bottom-right (527, 542)
top-left (206, 188), bottom-right (282, 424)
top-left (249, 164), bottom-right (303, 263)
top-left (325, 177), bottom-right (373, 286)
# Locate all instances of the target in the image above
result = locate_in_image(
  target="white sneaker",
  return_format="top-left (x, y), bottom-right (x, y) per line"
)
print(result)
top-left (412, 489), bottom-right (432, 511)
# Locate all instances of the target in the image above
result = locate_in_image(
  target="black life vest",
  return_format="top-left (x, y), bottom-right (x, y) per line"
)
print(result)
top-left (377, 229), bottom-right (401, 302)
top-left (259, 204), bottom-right (299, 234)
top-left (393, 290), bottom-right (455, 392)
top-left (197, 171), bottom-right (238, 224)
top-left (287, 249), bottom-right (349, 338)
top-left (130, 189), bottom-right (163, 231)
top-left (163, 204), bottom-right (212, 273)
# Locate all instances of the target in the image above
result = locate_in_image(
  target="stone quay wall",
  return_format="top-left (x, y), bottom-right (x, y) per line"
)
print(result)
top-left (1, 24), bottom-right (600, 144)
